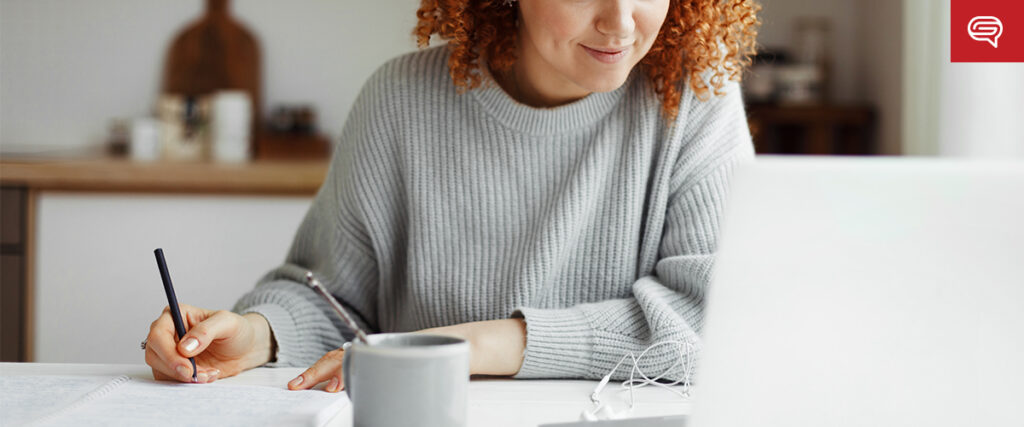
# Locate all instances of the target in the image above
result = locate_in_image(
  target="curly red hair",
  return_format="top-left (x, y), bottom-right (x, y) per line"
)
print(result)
top-left (413, 0), bottom-right (760, 119)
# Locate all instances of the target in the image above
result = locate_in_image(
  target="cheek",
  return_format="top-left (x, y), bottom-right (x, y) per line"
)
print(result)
top-left (637, 3), bottom-right (670, 48)
top-left (532, 8), bottom-right (584, 52)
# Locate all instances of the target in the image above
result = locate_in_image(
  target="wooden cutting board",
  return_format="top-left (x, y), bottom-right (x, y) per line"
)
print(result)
top-left (161, 0), bottom-right (261, 146)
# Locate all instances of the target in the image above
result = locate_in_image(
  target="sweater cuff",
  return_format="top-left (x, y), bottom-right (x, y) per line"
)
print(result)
top-left (238, 303), bottom-right (299, 368)
top-left (510, 306), bottom-right (595, 379)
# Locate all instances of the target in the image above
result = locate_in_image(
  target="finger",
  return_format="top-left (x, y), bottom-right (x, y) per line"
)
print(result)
top-left (145, 346), bottom-right (197, 383)
top-left (202, 368), bottom-right (221, 384)
top-left (163, 303), bottom-right (214, 331)
top-left (150, 363), bottom-right (219, 384)
top-left (288, 349), bottom-right (346, 392)
top-left (177, 310), bottom-right (239, 358)
top-left (146, 346), bottom-right (175, 381)
top-left (146, 314), bottom-right (195, 382)
top-left (194, 367), bottom-right (221, 384)
top-left (189, 366), bottom-right (221, 384)
top-left (152, 366), bottom-right (173, 381)
top-left (155, 363), bottom-right (217, 383)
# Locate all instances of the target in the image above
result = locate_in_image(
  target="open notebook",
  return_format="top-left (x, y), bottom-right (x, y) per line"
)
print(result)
top-left (1, 374), bottom-right (348, 427)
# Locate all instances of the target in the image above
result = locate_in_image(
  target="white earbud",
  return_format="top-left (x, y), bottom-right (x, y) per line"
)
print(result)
top-left (597, 405), bottom-right (625, 420)
top-left (580, 408), bottom-right (598, 421)
top-left (579, 404), bottom-right (628, 421)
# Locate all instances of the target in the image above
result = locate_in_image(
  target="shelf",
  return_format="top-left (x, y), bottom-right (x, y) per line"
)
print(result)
top-left (0, 157), bottom-right (328, 195)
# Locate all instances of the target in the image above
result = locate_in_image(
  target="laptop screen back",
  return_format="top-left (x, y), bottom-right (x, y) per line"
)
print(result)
top-left (692, 157), bottom-right (1024, 427)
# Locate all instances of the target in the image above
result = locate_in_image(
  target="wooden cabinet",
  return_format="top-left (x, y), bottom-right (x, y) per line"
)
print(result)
top-left (1, 186), bottom-right (28, 361)
top-left (747, 104), bottom-right (877, 155)
top-left (0, 158), bottom-right (326, 362)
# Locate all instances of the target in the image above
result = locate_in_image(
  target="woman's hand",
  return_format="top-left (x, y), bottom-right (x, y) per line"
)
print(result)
top-left (144, 304), bottom-right (274, 383)
top-left (286, 347), bottom-right (347, 392)
top-left (286, 318), bottom-right (526, 393)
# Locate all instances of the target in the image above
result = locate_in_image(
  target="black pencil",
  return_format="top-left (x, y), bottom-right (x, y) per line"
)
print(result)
top-left (154, 248), bottom-right (197, 383)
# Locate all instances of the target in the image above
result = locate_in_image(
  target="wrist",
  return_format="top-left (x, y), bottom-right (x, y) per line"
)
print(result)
top-left (242, 313), bottom-right (275, 369)
top-left (417, 319), bottom-right (526, 377)
top-left (464, 319), bottom-right (526, 377)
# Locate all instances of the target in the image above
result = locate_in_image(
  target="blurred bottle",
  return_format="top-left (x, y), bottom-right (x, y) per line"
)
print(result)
top-left (130, 118), bottom-right (161, 162)
top-left (792, 17), bottom-right (832, 103)
top-left (106, 118), bottom-right (130, 157)
top-left (211, 91), bottom-right (252, 163)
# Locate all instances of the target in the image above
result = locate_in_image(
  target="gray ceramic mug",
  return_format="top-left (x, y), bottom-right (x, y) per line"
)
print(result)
top-left (342, 333), bottom-right (470, 427)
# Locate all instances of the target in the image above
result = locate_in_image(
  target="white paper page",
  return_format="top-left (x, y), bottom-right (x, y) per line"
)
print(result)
top-left (0, 375), bottom-right (121, 427)
top-left (34, 378), bottom-right (348, 427)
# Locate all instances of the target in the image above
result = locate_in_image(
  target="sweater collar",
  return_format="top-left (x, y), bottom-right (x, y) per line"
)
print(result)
top-left (469, 66), bottom-right (633, 136)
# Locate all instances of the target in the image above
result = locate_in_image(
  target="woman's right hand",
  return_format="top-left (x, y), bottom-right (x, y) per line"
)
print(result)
top-left (144, 304), bottom-right (275, 383)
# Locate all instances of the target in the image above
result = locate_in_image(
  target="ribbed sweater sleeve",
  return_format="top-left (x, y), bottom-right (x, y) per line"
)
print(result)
top-left (231, 72), bottom-right (387, 368)
top-left (511, 83), bottom-right (754, 380)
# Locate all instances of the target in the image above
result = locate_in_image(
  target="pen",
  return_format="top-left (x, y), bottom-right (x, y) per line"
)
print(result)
top-left (304, 272), bottom-right (370, 344)
top-left (153, 248), bottom-right (198, 383)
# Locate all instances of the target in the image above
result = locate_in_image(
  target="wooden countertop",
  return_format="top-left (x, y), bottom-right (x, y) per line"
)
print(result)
top-left (0, 157), bottom-right (328, 195)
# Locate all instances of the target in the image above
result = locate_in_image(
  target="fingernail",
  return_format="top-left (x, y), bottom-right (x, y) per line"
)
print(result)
top-left (197, 372), bottom-right (209, 383)
top-left (182, 338), bottom-right (199, 353)
top-left (209, 368), bottom-right (220, 377)
top-left (176, 365), bottom-right (190, 379)
top-left (327, 377), bottom-right (340, 392)
top-left (288, 376), bottom-right (304, 388)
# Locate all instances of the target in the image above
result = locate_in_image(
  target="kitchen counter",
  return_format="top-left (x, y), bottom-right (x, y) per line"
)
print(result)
top-left (0, 157), bottom-right (328, 195)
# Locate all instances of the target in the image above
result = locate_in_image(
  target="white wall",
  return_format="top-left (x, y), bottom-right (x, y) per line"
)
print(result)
top-left (938, 63), bottom-right (1024, 157)
top-left (0, 0), bottom-right (421, 153)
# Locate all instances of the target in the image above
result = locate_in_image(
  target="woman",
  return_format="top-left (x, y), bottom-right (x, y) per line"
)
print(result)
top-left (144, 0), bottom-right (760, 392)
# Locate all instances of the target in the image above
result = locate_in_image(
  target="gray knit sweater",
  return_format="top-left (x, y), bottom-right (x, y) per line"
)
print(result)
top-left (233, 46), bottom-right (754, 380)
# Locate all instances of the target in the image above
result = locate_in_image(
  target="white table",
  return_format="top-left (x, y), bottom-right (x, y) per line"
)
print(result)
top-left (0, 363), bottom-right (690, 426)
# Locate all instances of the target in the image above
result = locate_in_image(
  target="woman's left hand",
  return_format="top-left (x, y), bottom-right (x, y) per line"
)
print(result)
top-left (286, 318), bottom-right (526, 392)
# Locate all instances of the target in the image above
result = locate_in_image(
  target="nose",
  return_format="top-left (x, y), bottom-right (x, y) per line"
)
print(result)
top-left (595, 0), bottom-right (636, 40)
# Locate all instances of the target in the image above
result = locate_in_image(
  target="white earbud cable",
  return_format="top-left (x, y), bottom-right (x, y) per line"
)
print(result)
top-left (589, 338), bottom-right (697, 415)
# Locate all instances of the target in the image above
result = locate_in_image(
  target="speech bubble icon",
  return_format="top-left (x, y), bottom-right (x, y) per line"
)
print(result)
top-left (968, 16), bottom-right (1003, 48)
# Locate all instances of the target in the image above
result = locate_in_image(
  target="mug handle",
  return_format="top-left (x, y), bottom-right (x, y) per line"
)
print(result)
top-left (341, 341), bottom-right (353, 398)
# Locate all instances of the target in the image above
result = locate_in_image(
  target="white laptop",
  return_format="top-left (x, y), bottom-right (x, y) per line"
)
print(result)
top-left (692, 156), bottom-right (1024, 427)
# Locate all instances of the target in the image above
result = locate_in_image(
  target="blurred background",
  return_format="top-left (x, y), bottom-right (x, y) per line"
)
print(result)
top-left (0, 0), bottom-right (1021, 364)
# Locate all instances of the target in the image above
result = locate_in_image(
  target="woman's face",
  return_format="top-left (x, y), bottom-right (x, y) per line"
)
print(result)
top-left (515, 0), bottom-right (671, 103)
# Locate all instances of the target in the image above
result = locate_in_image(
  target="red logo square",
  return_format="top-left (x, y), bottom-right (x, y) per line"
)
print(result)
top-left (951, 0), bottom-right (1024, 62)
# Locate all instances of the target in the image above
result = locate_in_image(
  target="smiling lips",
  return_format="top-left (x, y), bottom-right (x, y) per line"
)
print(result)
top-left (582, 45), bottom-right (630, 64)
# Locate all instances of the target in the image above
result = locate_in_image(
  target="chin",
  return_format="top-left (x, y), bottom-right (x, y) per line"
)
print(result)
top-left (577, 72), bottom-right (631, 93)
